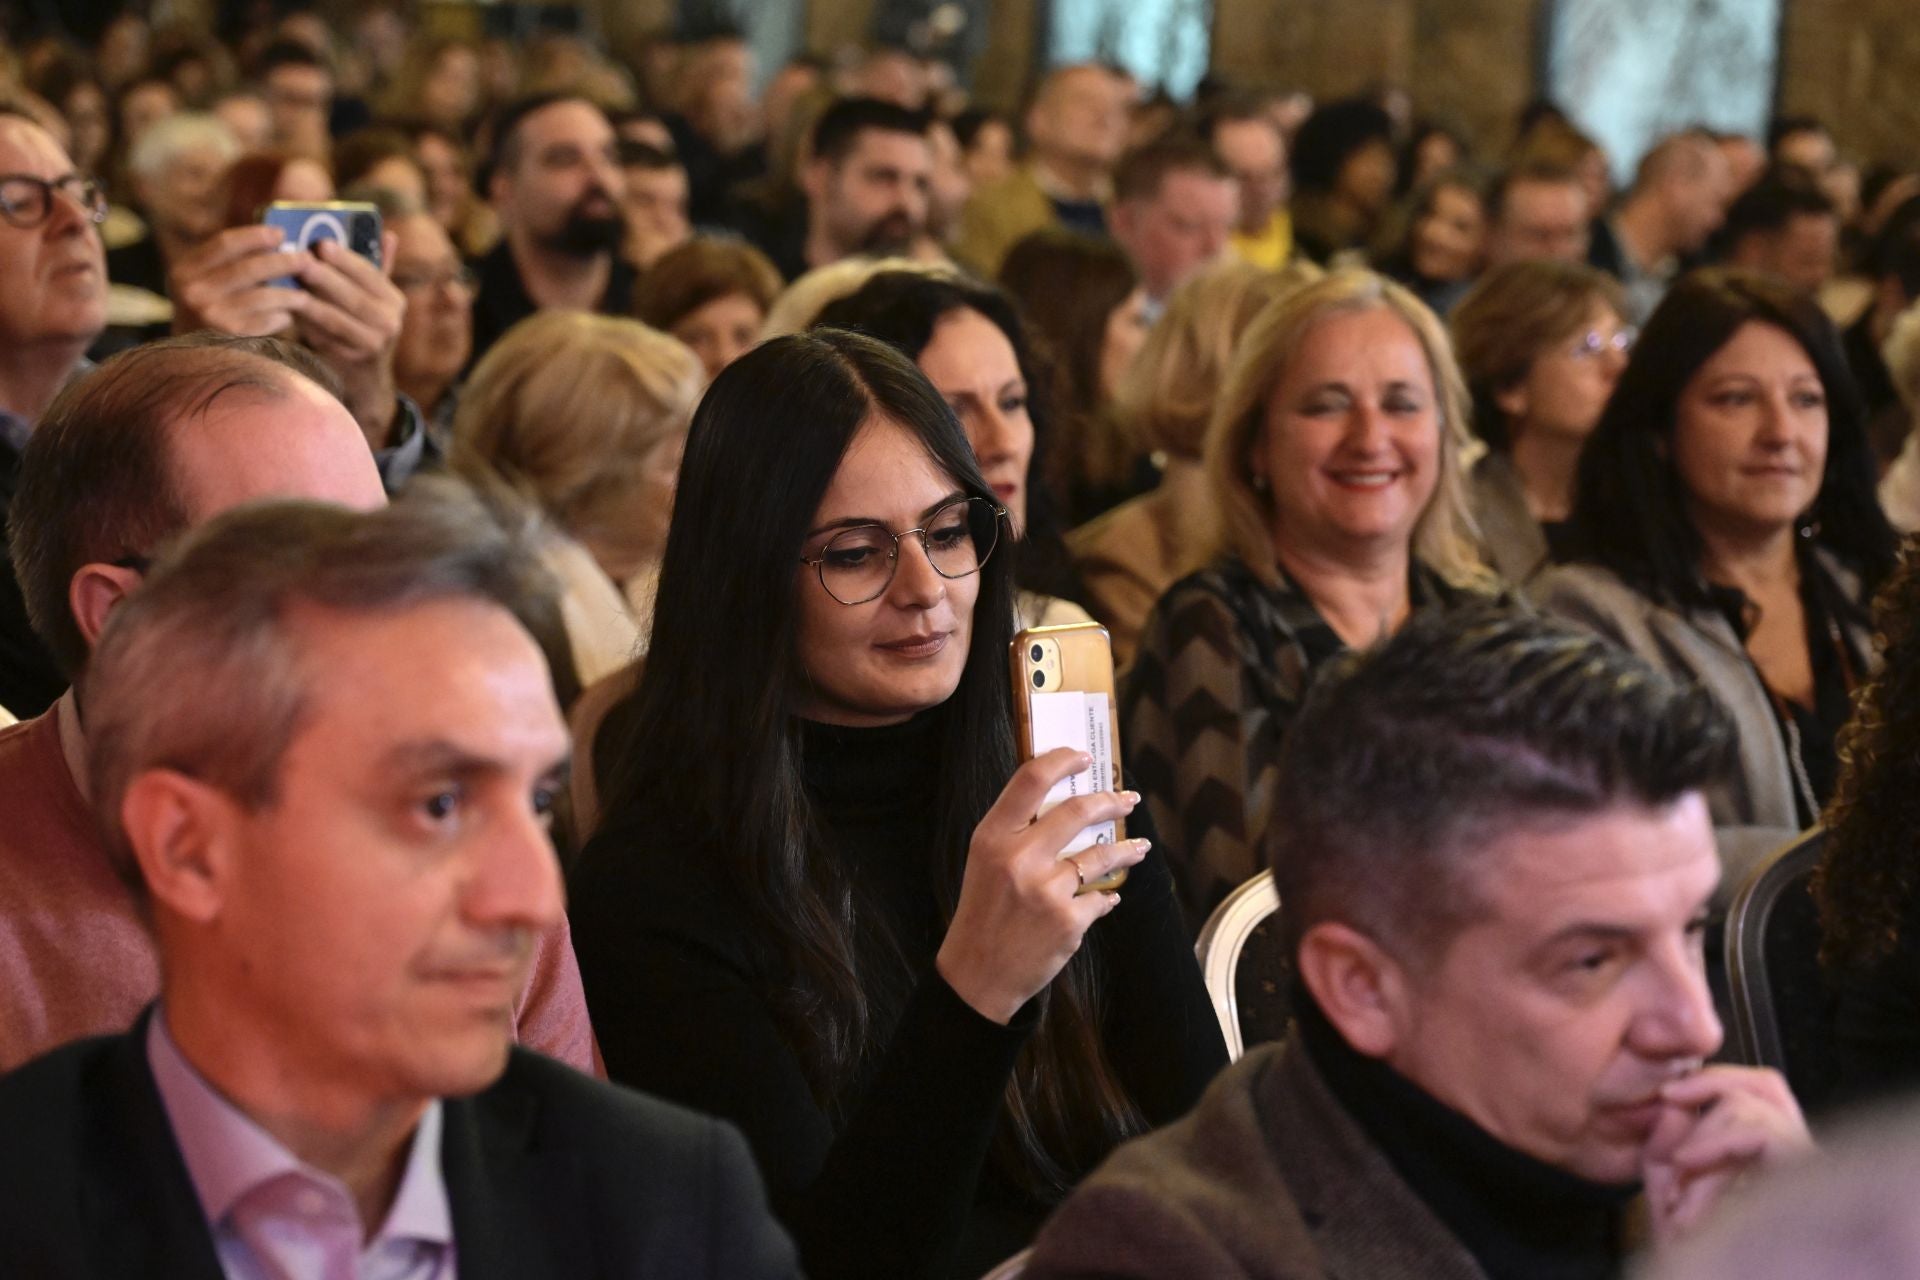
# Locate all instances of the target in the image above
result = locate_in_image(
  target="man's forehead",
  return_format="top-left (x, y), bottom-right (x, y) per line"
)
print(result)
top-left (1474, 798), bottom-right (1721, 930)
top-left (850, 130), bottom-right (930, 165)
top-left (0, 118), bottom-right (72, 175)
top-left (284, 599), bottom-right (568, 762)
top-left (525, 102), bottom-right (612, 149)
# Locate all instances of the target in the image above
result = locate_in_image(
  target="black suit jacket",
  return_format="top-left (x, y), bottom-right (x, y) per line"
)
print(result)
top-left (0, 1020), bottom-right (803, 1279)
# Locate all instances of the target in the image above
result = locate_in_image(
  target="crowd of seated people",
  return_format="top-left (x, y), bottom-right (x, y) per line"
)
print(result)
top-left (10, 7), bottom-right (1920, 1277)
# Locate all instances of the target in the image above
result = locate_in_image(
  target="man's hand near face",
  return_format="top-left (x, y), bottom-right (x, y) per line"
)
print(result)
top-left (170, 226), bottom-right (408, 449)
top-left (1642, 1065), bottom-right (1812, 1243)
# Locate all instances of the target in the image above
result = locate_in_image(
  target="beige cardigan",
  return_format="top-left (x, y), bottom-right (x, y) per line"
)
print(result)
top-left (1533, 553), bottom-right (1873, 890)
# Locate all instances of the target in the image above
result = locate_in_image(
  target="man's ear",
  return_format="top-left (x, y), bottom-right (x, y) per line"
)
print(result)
top-left (119, 769), bottom-right (243, 924)
top-left (69, 562), bottom-right (147, 652)
top-left (1296, 920), bottom-right (1410, 1059)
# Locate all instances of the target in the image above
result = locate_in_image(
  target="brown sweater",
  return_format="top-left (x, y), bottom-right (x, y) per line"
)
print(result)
top-left (0, 708), bottom-right (600, 1075)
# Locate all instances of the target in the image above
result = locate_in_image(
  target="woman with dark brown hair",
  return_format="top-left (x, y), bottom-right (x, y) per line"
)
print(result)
top-left (571, 332), bottom-right (1224, 1280)
top-left (998, 228), bottom-right (1150, 525)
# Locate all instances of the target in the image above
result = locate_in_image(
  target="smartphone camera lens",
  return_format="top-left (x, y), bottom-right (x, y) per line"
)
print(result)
top-left (1031, 670), bottom-right (1045, 688)
top-left (1029, 644), bottom-right (1044, 661)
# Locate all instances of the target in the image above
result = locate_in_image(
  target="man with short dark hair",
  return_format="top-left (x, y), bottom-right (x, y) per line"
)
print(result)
top-left (471, 93), bottom-right (633, 360)
top-left (0, 494), bottom-right (801, 1278)
top-left (0, 335), bottom-right (596, 1076)
top-left (1721, 171), bottom-right (1840, 294)
top-left (0, 108), bottom-right (109, 719)
top-left (1486, 162), bottom-right (1591, 266)
top-left (619, 140), bottom-right (692, 271)
top-left (739, 96), bottom-right (933, 280)
top-left (1108, 137), bottom-right (1237, 313)
top-left (1028, 607), bottom-right (1811, 1279)
top-left (254, 38), bottom-right (333, 160)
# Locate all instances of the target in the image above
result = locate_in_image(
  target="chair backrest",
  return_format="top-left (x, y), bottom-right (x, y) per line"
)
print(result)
top-left (1724, 827), bottom-right (1837, 1110)
top-left (1193, 870), bottom-right (1289, 1060)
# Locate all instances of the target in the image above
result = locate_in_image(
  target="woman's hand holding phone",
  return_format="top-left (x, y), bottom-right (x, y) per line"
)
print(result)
top-left (935, 746), bottom-right (1149, 1025)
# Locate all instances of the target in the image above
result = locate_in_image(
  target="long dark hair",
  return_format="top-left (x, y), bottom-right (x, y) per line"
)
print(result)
top-left (1562, 268), bottom-right (1897, 608)
top-left (812, 271), bottom-right (1089, 609)
top-left (592, 330), bottom-right (1142, 1198)
top-left (998, 230), bottom-right (1143, 514)
top-left (1816, 537), bottom-right (1920, 975)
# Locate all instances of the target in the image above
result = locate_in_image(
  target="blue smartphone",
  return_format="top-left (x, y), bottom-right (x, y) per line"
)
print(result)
top-left (262, 201), bottom-right (382, 289)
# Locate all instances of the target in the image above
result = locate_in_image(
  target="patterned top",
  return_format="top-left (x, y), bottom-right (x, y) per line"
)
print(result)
top-left (1122, 555), bottom-right (1481, 931)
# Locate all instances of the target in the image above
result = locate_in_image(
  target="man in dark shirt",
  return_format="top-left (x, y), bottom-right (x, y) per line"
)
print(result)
top-left (471, 93), bottom-right (634, 361)
top-left (1028, 607), bottom-right (1812, 1280)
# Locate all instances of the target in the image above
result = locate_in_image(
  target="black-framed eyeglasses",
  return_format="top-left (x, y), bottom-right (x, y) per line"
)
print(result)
top-left (0, 172), bottom-right (108, 229)
top-left (799, 496), bottom-right (1006, 605)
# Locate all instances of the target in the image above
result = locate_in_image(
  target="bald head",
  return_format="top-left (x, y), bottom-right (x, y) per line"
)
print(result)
top-left (10, 335), bottom-right (385, 679)
top-left (1027, 64), bottom-right (1127, 174)
top-left (1629, 132), bottom-right (1730, 255)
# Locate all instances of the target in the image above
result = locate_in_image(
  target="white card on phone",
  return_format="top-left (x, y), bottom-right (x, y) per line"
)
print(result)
top-left (1029, 690), bottom-right (1118, 854)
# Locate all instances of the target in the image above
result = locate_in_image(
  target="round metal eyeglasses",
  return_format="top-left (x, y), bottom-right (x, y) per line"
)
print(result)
top-left (800, 496), bottom-right (1006, 605)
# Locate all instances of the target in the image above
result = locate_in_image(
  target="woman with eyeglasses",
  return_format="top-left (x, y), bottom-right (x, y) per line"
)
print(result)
top-left (1538, 269), bottom-right (1898, 872)
top-left (813, 270), bottom-right (1093, 630)
top-left (1449, 259), bottom-right (1633, 584)
top-left (568, 331), bottom-right (1226, 1280)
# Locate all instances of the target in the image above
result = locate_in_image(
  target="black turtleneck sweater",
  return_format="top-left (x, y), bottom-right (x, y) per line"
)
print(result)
top-left (1297, 992), bottom-right (1638, 1280)
top-left (569, 711), bottom-right (1226, 1280)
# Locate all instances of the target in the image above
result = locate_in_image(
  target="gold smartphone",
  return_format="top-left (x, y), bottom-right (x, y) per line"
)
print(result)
top-left (1010, 622), bottom-right (1128, 893)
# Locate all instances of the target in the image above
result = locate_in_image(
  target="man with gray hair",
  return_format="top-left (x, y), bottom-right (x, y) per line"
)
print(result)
top-left (106, 112), bottom-right (241, 306)
top-left (0, 333), bottom-right (595, 1075)
top-left (0, 495), bottom-right (801, 1277)
top-left (1027, 606), bottom-right (1811, 1279)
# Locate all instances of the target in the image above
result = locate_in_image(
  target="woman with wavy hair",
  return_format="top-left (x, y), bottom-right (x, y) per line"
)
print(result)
top-left (1123, 267), bottom-right (1495, 928)
top-left (1068, 257), bottom-right (1315, 665)
top-left (1538, 269), bottom-right (1896, 871)
top-left (570, 331), bottom-right (1224, 1280)
top-left (1815, 542), bottom-right (1920, 1106)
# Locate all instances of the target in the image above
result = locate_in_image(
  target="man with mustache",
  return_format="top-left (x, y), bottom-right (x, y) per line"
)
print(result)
top-left (1026, 606), bottom-right (1812, 1279)
top-left (0, 493), bottom-right (801, 1278)
top-left (471, 92), bottom-right (634, 361)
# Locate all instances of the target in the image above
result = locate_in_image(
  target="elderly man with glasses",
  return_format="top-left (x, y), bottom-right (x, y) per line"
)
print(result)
top-left (0, 106), bottom-right (110, 721)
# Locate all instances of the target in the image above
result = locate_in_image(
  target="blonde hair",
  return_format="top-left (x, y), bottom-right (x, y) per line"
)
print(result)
top-left (1200, 268), bottom-right (1489, 587)
top-left (451, 312), bottom-right (703, 575)
top-left (759, 255), bottom-right (955, 338)
top-left (1117, 257), bottom-right (1320, 460)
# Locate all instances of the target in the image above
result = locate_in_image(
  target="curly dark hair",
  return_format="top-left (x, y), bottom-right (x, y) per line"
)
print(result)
top-left (1815, 536), bottom-right (1920, 975)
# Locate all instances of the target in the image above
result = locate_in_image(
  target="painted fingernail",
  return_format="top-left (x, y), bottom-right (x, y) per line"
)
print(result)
top-left (1134, 838), bottom-right (1151, 853)
top-left (1122, 790), bottom-right (1141, 805)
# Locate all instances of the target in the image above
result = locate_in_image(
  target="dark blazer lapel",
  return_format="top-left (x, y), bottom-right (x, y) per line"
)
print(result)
top-left (81, 1015), bottom-right (227, 1280)
top-left (442, 1063), bottom-right (596, 1280)
top-left (1264, 1047), bottom-right (1488, 1280)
